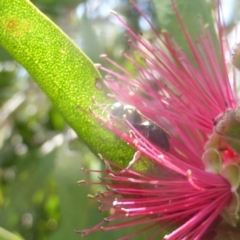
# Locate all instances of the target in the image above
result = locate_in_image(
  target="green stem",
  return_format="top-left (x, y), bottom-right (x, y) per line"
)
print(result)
top-left (0, 0), bottom-right (134, 166)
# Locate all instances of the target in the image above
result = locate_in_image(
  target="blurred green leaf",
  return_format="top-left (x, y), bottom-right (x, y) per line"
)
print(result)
top-left (0, 149), bottom-right (56, 239)
top-left (152, 0), bottom-right (219, 62)
top-left (0, 45), bottom-right (13, 61)
top-left (80, 13), bottom-right (102, 63)
top-left (0, 227), bottom-right (23, 240)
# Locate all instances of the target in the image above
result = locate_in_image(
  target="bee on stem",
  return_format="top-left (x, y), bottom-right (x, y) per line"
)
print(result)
top-left (110, 102), bottom-right (170, 152)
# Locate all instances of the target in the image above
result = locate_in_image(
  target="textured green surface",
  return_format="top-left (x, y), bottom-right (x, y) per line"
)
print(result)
top-left (0, 0), bottom-right (135, 166)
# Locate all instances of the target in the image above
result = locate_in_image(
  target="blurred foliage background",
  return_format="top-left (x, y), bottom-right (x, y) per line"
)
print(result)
top-left (0, 0), bottom-right (239, 239)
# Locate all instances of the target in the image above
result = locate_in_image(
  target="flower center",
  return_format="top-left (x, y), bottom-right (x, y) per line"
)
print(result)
top-left (202, 109), bottom-right (240, 227)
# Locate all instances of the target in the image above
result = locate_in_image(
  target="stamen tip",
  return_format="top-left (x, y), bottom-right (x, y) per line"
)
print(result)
top-left (77, 180), bottom-right (85, 185)
top-left (109, 10), bottom-right (117, 15)
top-left (158, 154), bottom-right (164, 159)
top-left (87, 194), bottom-right (95, 199)
top-left (110, 207), bottom-right (116, 215)
top-left (100, 226), bottom-right (107, 231)
top-left (100, 54), bottom-right (107, 58)
top-left (204, 23), bottom-right (209, 28)
top-left (94, 63), bottom-right (102, 68)
top-left (75, 229), bottom-right (88, 237)
top-left (104, 217), bottom-right (110, 222)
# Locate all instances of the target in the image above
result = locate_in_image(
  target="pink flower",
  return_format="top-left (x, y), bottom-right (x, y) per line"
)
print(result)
top-left (77, 1), bottom-right (240, 239)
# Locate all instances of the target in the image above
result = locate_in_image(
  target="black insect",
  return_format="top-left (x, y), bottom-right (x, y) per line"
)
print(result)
top-left (138, 120), bottom-right (170, 151)
top-left (110, 102), bottom-right (170, 151)
top-left (110, 102), bottom-right (142, 127)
